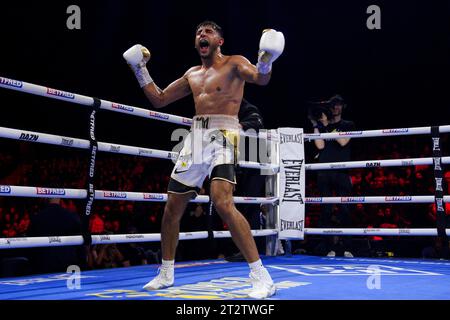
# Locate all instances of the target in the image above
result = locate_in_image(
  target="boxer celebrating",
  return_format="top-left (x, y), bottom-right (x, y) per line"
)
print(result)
top-left (123, 21), bottom-right (284, 299)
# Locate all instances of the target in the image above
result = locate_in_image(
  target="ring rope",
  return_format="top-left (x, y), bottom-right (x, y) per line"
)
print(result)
top-left (0, 185), bottom-right (279, 204)
top-left (0, 126), bottom-right (279, 171)
top-left (1, 185), bottom-right (449, 205)
top-left (0, 76), bottom-right (276, 141)
top-left (305, 126), bottom-right (450, 140)
top-left (0, 229), bottom-right (278, 250)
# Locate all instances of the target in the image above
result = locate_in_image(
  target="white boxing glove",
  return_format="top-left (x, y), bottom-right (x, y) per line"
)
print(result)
top-left (256, 29), bottom-right (285, 75)
top-left (123, 44), bottom-right (153, 88)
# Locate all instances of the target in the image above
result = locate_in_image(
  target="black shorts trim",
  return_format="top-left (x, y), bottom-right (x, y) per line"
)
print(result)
top-left (167, 178), bottom-right (200, 198)
top-left (210, 164), bottom-right (236, 184)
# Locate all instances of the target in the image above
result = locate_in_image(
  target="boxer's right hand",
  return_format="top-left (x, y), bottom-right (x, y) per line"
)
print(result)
top-left (123, 44), bottom-right (153, 88)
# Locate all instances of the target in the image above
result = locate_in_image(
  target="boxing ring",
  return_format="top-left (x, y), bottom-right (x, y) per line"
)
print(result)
top-left (1, 76), bottom-right (450, 300)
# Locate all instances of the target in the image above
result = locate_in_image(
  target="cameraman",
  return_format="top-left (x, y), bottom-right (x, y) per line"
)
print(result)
top-left (310, 95), bottom-right (355, 257)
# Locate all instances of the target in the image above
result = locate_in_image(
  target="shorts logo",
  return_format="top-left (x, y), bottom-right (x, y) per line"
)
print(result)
top-left (103, 191), bottom-right (127, 199)
top-left (149, 111), bottom-right (170, 120)
top-left (36, 188), bottom-right (66, 196)
top-left (0, 77), bottom-right (23, 88)
top-left (174, 161), bottom-right (189, 174)
top-left (46, 88), bottom-right (75, 99)
top-left (194, 117), bottom-right (210, 129)
top-left (112, 103), bottom-right (134, 112)
top-left (0, 186), bottom-right (12, 194)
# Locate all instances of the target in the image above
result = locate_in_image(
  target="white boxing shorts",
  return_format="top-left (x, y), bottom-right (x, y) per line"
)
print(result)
top-left (168, 114), bottom-right (240, 197)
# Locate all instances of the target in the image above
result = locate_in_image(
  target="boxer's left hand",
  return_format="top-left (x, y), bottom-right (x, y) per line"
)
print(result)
top-left (257, 29), bottom-right (285, 74)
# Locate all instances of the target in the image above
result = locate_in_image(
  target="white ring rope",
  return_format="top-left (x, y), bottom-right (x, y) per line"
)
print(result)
top-left (2, 76), bottom-right (450, 249)
top-left (3, 125), bottom-right (450, 173)
top-left (305, 126), bottom-right (450, 140)
top-left (0, 185), bottom-right (279, 204)
top-left (0, 126), bottom-right (279, 171)
top-left (305, 228), bottom-right (450, 236)
top-left (306, 195), bottom-right (450, 204)
top-left (1, 185), bottom-right (448, 204)
top-left (0, 229), bottom-right (278, 249)
top-left (306, 157), bottom-right (450, 171)
top-left (1, 227), bottom-right (448, 249)
top-left (3, 76), bottom-right (450, 140)
top-left (0, 76), bottom-right (277, 141)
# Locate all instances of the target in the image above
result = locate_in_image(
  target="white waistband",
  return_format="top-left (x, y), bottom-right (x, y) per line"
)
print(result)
top-left (192, 114), bottom-right (240, 130)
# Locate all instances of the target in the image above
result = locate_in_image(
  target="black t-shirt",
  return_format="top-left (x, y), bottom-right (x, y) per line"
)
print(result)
top-left (318, 119), bottom-right (355, 163)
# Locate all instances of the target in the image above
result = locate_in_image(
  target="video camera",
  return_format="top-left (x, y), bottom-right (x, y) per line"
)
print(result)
top-left (307, 94), bottom-right (346, 121)
top-left (307, 101), bottom-right (333, 121)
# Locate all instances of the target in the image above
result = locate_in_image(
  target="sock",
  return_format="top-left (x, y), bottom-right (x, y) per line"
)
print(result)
top-left (249, 259), bottom-right (264, 271)
top-left (161, 259), bottom-right (175, 269)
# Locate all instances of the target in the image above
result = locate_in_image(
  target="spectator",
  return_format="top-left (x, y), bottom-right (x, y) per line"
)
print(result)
top-left (309, 94), bottom-right (355, 257)
top-left (28, 198), bottom-right (86, 273)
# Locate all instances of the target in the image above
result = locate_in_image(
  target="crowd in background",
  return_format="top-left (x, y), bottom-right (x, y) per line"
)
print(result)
top-left (0, 135), bottom-right (449, 276)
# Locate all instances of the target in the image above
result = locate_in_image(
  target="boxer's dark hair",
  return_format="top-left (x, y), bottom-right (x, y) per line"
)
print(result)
top-left (196, 20), bottom-right (224, 38)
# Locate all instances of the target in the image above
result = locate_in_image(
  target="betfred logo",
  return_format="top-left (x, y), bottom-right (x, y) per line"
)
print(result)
top-left (149, 111), bottom-right (169, 120)
top-left (0, 77), bottom-right (23, 88)
top-left (0, 185), bottom-right (12, 194)
top-left (385, 196), bottom-right (412, 202)
top-left (306, 197), bottom-right (323, 203)
top-left (46, 88), bottom-right (75, 99)
top-left (341, 197), bottom-right (365, 203)
top-left (36, 188), bottom-right (66, 195)
top-left (382, 128), bottom-right (409, 134)
top-left (338, 131), bottom-right (362, 136)
top-left (103, 191), bottom-right (127, 199)
top-left (243, 197), bottom-right (257, 201)
top-left (112, 103), bottom-right (134, 112)
top-left (143, 193), bottom-right (164, 201)
top-left (182, 118), bottom-right (192, 125)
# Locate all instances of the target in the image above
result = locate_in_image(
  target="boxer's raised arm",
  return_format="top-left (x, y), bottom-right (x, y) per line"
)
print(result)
top-left (123, 44), bottom-right (192, 108)
top-left (142, 75), bottom-right (191, 109)
top-left (235, 29), bottom-right (285, 86)
top-left (235, 55), bottom-right (271, 86)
